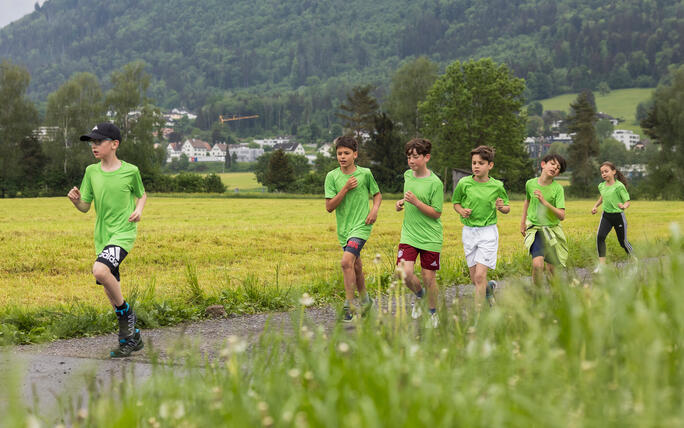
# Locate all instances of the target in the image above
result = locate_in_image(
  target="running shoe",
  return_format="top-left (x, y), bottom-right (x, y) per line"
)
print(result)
top-left (486, 280), bottom-right (497, 307)
top-left (110, 330), bottom-right (144, 358)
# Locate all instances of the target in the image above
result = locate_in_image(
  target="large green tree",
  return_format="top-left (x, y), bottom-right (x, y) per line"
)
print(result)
top-left (46, 72), bottom-right (104, 185)
top-left (0, 60), bottom-right (39, 197)
top-left (419, 58), bottom-right (532, 191)
top-left (264, 149), bottom-right (295, 192)
top-left (640, 65), bottom-right (684, 199)
top-left (367, 113), bottom-right (406, 192)
top-left (105, 61), bottom-right (164, 180)
top-left (337, 85), bottom-right (379, 143)
top-left (386, 56), bottom-right (439, 138)
top-left (566, 90), bottom-right (599, 197)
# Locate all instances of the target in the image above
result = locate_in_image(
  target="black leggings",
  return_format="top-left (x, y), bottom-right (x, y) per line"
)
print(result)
top-left (596, 212), bottom-right (633, 257)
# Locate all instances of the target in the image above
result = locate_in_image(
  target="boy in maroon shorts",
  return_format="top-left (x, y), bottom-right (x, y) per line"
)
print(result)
top-left (395, 138), bottom-right (444, 327)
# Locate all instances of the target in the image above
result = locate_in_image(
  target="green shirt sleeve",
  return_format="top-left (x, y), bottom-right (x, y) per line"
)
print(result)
top-left (132, 168), bottom-right (145, 198)
top-left (367, 169), bottom-right (380, 196)
top-left (618, 184), bottom-right (630, 202)
top-left (499, 181), bottom-right (510, 205)
top-left (430, 176), bottom-right (444, 213)
top-left (451, 180), bottom-right (464, 204)
top-left (80, 167), bottom-right (93, 203)
top-left (324, 171), bottom-right (337, 199)
top-left (525, 179), bottom-right (532, 201)
top-left (555, 183), bottom-right (566, 209)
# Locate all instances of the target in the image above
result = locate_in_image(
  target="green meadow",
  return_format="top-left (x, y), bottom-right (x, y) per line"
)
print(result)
top-left (539, 88), bottom-right (654, 134)
top-left (1, 196), bottom-right (682, 345)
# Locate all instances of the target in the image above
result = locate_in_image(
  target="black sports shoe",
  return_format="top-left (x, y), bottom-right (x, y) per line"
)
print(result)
top-left (486, 280), bottom-right (497, 307)
top-left (361, 298), bottom-right (374, 317)
top-left (110, 330), bottom-right (144, 358)
top-left (116, 307), bottom-right (137, 340)
top-left (342, 307), bottom-right (354, 323)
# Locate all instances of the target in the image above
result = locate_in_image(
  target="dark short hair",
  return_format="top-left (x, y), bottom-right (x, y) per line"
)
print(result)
top-left (334, 135), bottom-right (358, 152)
top-left (471, 145), bottom-right (495, 163)
top-left (405, 138), bottom-right (431, 156)
top-left (541, 153), bottom-right (567, 173)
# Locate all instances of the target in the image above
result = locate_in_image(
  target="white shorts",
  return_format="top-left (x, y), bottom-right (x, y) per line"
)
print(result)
top-left (462, 225), bottom-right (499, 269)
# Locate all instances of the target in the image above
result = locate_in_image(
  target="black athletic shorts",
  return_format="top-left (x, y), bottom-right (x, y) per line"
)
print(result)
top-left (343, 237), bottom-right (367, 258)
top-left (95, 245), bottom-right (128, 284)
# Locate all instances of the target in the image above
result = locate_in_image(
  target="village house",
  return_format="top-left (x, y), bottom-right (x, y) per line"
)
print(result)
top-left (253, 136), bottom-right (291, 147)
top-left (227, 144), bottom-right (264, 162)
top-left (273, 141), bottom-right (306, 156)
top-left (611, 129), bottom-right (641, 150)
top-left (317, 143), bottom-right (333, 157)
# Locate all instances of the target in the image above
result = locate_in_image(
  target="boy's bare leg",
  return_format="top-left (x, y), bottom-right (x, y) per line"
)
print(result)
top-left (421, 269), bottom-right (438, 311)
top-left (545, 263), bottom-right (555, 281)
top-left (341, 251), bottom-right (358, 303)
top-left (399, 260), bottom-right (422, 293)
top-left (531, 256), bottom-right (545, 286)
top-left (353, 256), bottom-right (367, 298)
top-left (93, 261), bottom-right (124, 307)
top-left (469, 264), bottom-right (489, 302)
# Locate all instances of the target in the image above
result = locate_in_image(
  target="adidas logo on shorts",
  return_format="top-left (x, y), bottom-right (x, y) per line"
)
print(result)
top-left (430, 261), bottom-right (438, 267)
top-left (99, 247), bottom-right (121, 267)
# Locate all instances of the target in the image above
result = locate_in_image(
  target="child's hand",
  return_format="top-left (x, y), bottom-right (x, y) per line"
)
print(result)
top-left (404, 191), bottom-right (418, 206)
top-left (533, 189), bottom-right (545, 203)
top-left (67, 187), bottom-right (81, 203)
top-left (461, 208), bottom-right (472, 218)
top-left (520, 222), bottom-right (526, 237)
top-left (365, 211), bottom-right (377, 225)
top-left (617, 203), bottom-right (625, 209)
top-left (395, 199), bottom-right (405, 211)
top-left (128, 209), bottom-right (142, 222)
top-left (495, 198), bottom-right (505, 210)
top-left (343, 176), bottom-right (358, 191)
top-left (591, 207), bottom-right (598, 215)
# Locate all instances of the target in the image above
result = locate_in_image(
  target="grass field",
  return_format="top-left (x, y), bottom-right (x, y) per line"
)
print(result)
top-left (539, 88), bottom-right (654, 134)
top-left (1, 197), bottom-right (682, 313)
top-left (216, 172), bottom-right (263, 191)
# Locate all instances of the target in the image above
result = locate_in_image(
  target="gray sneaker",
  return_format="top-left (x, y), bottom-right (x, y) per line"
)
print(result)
top-left (116, 306), bottom-right (137, 340)
top-left (486, 281), bottom-right (497, 307)
top-left (411, 300), bottom-right (423, 319)
top-left (110, 330), bottom-right (144, 358)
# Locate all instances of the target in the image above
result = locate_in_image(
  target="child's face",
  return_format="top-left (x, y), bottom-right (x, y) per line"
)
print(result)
top-left (407, 149), bottom-right (430, 171)
top-left (471, 154), bottom-right (493, 177)
top-left (336, 146), bottom-right (357, 168)
top-left (541, 159), bottom-right (562, 177)
top-left (600, 165), bottom-right (615, 181)
top-left (90, 139), bottom-right (118, 159)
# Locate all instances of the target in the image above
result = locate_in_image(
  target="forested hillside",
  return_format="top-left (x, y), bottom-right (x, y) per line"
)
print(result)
top-left (1, 0), bottom-right (682, 132)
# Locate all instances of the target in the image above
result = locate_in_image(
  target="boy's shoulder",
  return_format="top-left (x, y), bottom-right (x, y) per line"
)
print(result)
top-left (326, 166), bottom-right (341, 177)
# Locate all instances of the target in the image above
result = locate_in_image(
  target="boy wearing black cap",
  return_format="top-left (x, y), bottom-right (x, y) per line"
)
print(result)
top-left (68, 123), bottom-right (147, 358)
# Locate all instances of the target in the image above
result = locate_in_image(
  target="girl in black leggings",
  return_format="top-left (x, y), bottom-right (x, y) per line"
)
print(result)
top-left (591, 162), bottom-right (633, 270)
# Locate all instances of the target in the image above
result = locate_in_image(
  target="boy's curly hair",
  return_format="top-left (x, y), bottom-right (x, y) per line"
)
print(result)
top-left (334, 135), bottom-right (358, 152)
top-left (405, 138), bottom-right (431, 156)
top-left (471, 145), bottom-right (495, 163)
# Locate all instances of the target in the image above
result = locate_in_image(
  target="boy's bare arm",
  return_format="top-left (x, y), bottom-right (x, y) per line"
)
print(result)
top-left (129, 192), bottom-right (147, 222)
top-left (67, 187), bottom-right (91, 213)
top-left (405, 191), bottom-right (441, 219)
top-left (520, 198), bottom-right (530, 236)
top-left (325, 177), bottom-right (357, 212)
top-left (365, 192), bottom-right (382, 225)
top-left (496, 198), bottom-right (510, 214)
top-left (591, 195), bottom-right (603, 214)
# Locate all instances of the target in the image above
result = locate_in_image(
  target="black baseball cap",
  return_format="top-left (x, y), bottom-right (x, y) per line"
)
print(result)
top-left (79, 123), bottom-right (122, 142)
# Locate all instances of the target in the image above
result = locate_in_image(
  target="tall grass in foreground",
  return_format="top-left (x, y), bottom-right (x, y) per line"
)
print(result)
top-left (7, 227), bottom-right (684, 427)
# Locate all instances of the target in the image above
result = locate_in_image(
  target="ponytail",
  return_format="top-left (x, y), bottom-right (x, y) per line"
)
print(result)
top-left (601, 161), bottom-right (628, 186)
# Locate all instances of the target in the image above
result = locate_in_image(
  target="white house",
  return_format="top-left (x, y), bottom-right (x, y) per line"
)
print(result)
top-left (612, 130), bottom-right (640, 150)
top-left (317, 143), bottom-right (333, 157)
top-left (274, 142), bottom-right (305, 156)
top-left (227, 144), bottom-right (264, 162)
top-left (166, 142), bottom-right (184, 162)
top-left (253, 136), bottom-right (291, 147)
top-left (182, 139), bottom-right (212, 160)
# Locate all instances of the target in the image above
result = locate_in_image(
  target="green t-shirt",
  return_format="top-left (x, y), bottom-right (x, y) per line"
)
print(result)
top-left (598, 181), bottom-right (630, 213)
top-left (525, 177), bottom-right (565, 227)
top-left (324, 166), bottom-right (380, 247)
top-left (451, 175), bottom-right (509, 227)
top-left (80, 161), bottom-right (146, 254)
top-left (400, 170), bottom-right (444, 252)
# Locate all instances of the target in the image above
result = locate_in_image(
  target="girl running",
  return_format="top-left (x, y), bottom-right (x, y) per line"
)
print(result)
top-left (591, 161), bottom-right (633, 271)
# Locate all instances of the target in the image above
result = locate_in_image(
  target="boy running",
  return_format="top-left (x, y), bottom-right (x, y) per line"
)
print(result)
top-left (452, 146), bottom-right (510, 307)
top-left (68, 123), bottom-right (146, 358)
top-left (325, 136), bottom-right (382, 322)
top-left (520, 153), bottom-right (567, 286)
top-left (395, 138), bottom-right (443, 328)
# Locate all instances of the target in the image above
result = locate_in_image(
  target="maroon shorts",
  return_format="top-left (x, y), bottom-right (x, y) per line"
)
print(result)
top-left (396, 243), bottom-right (440, 270)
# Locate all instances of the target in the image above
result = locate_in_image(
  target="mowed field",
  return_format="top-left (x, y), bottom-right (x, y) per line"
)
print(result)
top-left (1, 197), bottom-right (682, 310)
top-left (217, 172), bottom-right (263, 191)
top-left (539, 87), bottom-right (653, 134)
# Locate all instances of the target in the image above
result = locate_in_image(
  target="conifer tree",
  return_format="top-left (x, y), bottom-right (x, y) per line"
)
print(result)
top-left (567, 89), bottom-right (599, 196)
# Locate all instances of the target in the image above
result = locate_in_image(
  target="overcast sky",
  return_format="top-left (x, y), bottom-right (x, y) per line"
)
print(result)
top-left (0, 0), bottom-right (45, 29)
